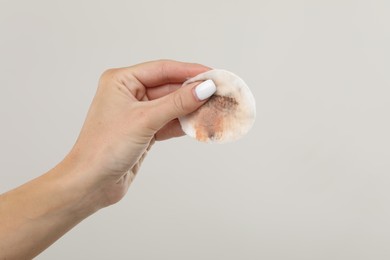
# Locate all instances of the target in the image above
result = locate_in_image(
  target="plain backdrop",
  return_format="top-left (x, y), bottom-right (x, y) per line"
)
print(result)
top-left (1, 0), bottom-right (390, 259)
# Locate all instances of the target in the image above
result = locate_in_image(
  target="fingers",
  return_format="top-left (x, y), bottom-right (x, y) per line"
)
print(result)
top-left (144, 79), bottom-right (217, 131)
top-left (128, 60), bottom-right (211, 88)
top-left (146, 83), bottom-right (181, 100)
top-left (99, 60), bottom-right (215, 137)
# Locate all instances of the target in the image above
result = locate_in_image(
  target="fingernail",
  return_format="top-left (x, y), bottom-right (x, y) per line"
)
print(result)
top-left (194, 79), bottom-right (217, 101)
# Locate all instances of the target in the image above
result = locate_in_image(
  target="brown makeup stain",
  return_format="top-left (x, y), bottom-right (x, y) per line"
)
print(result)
top-left (194, 95), bottom-right (239, 141)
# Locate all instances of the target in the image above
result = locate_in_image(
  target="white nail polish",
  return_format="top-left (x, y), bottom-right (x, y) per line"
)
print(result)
top-left (195, 79), bottom-right (217, 101)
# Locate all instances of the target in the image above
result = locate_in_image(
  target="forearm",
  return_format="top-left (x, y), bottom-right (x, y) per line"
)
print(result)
top-left (0, 157), bottom-right (101, 259)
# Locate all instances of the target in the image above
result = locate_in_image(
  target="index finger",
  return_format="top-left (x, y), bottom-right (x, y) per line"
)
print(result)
top-left (129, 59), bottom-right (211, 88)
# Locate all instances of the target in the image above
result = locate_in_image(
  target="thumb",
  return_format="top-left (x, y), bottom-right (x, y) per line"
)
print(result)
top-left (146, 79), bottom-right (216, 130)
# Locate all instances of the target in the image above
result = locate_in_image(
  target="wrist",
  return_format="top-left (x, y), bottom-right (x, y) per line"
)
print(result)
top-left (53, 153), bottom-right (105, 217)
top-left (59, 144), bottom-right (128, 212)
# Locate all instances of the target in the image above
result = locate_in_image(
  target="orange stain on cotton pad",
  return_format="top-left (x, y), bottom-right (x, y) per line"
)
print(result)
top-left (193, 95), bottom-right (239, 142)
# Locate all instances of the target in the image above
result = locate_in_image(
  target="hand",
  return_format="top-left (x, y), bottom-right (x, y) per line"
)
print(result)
top-left (67, 60), bottom-right (213, 207)
top-left (0, 60), bottom-right (216, 259)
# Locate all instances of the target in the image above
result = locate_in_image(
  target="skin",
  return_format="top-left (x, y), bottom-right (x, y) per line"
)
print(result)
top-left (0, 60), bottom-right (210, 259)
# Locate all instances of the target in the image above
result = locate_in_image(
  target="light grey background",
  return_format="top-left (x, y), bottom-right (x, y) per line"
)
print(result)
top-left (1, 0), bottom-right (390, 259)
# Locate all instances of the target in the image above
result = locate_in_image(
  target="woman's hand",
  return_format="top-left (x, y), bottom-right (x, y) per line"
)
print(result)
top-left (0, 60), bottom-right (217, 259)
top-left (67, 60), bottom-right (214, 207)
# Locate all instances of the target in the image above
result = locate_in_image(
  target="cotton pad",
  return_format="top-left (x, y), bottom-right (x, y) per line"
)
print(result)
top-left (179, 69), bottom-right (256, 143)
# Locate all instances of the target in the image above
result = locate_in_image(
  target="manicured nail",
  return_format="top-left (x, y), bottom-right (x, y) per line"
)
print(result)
top-left (194, 79), bottom-right (217, 101)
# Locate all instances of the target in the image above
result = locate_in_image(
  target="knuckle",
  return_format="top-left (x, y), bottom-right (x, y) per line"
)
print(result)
top-left (173, 92), bottom-right (186, 114)
top-left (99, 68), bottom-right (121, 85)
top-left (100, 68), bottom-right (116, 78)
top-left (159, 61), bottom-right (171, 82)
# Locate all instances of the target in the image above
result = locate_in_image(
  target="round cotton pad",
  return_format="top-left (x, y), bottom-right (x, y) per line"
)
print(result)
top-left (179, 69), bottom-right (256, 143)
